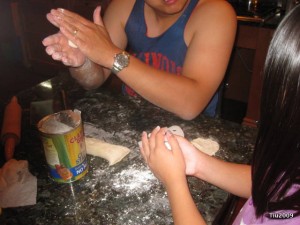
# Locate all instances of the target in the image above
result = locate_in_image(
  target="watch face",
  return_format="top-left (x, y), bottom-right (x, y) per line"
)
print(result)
top-left (112, 52), bottom-right (130, 73)
top-left (116, 53), bottom-right (129, 66)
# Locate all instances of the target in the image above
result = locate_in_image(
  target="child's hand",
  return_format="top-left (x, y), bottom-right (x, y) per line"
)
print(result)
top-left (140, 126), bottom-right (186, 187)
top-left (175, 136), bottom-right (207, 177)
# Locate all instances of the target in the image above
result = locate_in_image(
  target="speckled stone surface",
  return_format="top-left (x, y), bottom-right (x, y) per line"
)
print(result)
top-left (0, 72), bottom-right (257, 225)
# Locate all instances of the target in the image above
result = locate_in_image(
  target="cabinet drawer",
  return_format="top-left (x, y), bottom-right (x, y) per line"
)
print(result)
top-left (235, 25), bottom-right (259, 49)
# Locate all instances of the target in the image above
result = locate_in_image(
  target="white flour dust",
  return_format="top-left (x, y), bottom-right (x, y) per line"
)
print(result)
top-left (111, 165), bottom-right (157, 195)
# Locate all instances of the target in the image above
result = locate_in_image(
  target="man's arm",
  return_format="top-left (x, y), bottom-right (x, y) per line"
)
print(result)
top-left (69, 3), bottom-right (130, 90)
top-left (105, 0), bottom-right (237, 120)
top-left (48, 0), bottom-right (236, 120)
top-left (69, 58), bottom-right (107, 90)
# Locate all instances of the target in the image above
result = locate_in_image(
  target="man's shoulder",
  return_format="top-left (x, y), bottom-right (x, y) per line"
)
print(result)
top-left (187, 0), bottom-right (236, 31)
top-left (106, 0), bottom-right (136, 13)
top-left (192, 0), bottom-right (236, 19)
top-left (184, 0), bottom-right (237, 46)
top-left (105, 0), bottom-right (136, 22)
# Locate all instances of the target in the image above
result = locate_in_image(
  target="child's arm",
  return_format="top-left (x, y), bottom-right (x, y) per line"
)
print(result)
top-left (176, 136), bottom-right (252, 198)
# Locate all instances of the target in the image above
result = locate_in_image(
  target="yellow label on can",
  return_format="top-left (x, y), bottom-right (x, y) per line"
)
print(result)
top-left (38, 110), bottom-right (88, 183)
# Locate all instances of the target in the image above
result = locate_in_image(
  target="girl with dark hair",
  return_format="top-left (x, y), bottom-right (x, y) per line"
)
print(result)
top-left (140, 4), bottom-right (300, 225)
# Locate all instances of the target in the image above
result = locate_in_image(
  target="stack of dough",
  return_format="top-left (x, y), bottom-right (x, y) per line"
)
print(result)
top-left (85, 137), bottom-right (131, 166)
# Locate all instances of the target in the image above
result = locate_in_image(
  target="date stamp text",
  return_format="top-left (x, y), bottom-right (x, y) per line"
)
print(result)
top-left (268, 212), bottom-right (294, 219)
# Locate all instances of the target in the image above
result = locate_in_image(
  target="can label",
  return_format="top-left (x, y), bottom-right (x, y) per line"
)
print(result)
top-left (38, 110), bottom-right (88, 183)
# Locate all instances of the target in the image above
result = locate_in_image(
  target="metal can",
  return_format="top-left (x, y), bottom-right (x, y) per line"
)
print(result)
top-left (37, 109), bottom-right (88, 183)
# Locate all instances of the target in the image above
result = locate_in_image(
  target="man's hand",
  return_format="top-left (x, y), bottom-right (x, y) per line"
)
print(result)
top-left (42, 31), bottom-right (86, 67)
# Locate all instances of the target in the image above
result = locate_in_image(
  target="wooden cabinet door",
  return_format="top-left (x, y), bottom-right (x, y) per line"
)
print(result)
top-left (15, 0), bottom-right (71, 71)
top-left (14, 0), bottom-right (111, 73)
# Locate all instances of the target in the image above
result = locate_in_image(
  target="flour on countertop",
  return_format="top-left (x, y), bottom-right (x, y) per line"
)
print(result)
top-left (111, 164), bottom-right (157, 195)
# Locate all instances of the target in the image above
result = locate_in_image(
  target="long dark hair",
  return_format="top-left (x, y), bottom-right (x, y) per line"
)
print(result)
top-left (252, 5), bottom-right (300, 217)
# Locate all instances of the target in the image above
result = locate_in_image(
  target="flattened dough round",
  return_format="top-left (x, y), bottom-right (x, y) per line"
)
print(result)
top-left (191, 137), bottom-right (219, 156)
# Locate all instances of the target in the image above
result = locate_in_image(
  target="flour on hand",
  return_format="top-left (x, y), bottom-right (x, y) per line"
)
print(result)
top-left (68, 40), bottom-right (78, 48)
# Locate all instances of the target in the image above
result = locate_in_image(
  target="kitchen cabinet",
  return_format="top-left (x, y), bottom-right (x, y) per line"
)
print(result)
top-left (10, 0), bottom-right (110, 75)
top-left (224, 24), bottom-right (274, 127)
top-left (241, 25), bottom-right (274, 127)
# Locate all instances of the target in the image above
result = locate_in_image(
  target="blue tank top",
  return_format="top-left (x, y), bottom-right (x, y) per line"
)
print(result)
top-left (124, 0), bottom-right (218, 117)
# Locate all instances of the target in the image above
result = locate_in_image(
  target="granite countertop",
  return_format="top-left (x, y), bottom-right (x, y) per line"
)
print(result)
top-left (0, 72), bottom-right (257, 225)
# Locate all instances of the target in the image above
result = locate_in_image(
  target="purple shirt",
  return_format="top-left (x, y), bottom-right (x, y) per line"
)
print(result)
top-left (233, 185), bottom-right (300, 225)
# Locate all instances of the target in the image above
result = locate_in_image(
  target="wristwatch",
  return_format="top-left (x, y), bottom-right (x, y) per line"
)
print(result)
top-left (111, 51), bottom-right (130, 74)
